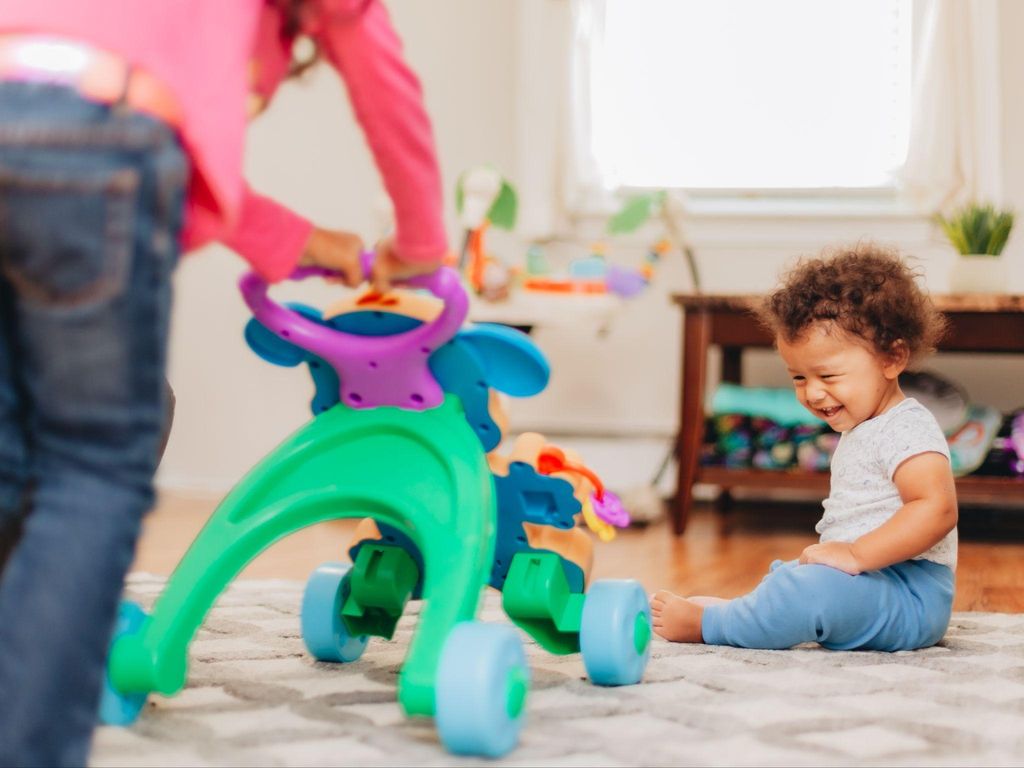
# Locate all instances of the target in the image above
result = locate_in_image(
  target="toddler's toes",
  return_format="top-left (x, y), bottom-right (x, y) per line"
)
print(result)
top-left (650, 593), bottom-right (704, 643)
top-left (650, 589), bottom-right (677, 612)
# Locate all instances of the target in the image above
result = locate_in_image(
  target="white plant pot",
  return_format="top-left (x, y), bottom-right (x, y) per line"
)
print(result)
top-left (948, 254), bottom-right (1008, 293)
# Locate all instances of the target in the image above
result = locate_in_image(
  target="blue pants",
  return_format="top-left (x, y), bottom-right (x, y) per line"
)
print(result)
top-left (702, 558), bottom-right (955, 651)
top-left (0, 82), bottom-right (186, 767)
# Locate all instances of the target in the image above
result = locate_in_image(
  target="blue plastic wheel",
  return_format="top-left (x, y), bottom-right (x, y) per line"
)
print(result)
top-left (98, 601), bottom-right (149, 726)
top-left (435, 622), bottom-right (529, 758)
top-left (580, 580), bottom-right (651, 686)
top-left (301, 562), bottom-right (369, 662)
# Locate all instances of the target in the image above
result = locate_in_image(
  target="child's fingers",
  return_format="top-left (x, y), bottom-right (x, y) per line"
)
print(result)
top-left (372, 274), bottom-right (393, 294)
top-left (327, 273), bottom-right (360, 289)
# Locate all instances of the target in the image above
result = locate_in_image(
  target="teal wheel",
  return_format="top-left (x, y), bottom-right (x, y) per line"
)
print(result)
top-left (98, 601), bottom-right (149, 725)
top-left (301, 562), bottom-right (369, 662)
top-left (435, 622), bottom-right (529, 758)
top-left (580, 580), bottom-right (651, 686)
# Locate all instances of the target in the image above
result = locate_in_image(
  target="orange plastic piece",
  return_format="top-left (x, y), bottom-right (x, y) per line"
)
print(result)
top-left (536, 445), bottom-right (605, 500)
top-left (322, 289), bottom-right (443, 324)
top-left (522, 278), bottom-right (607, 295)
top-left (355, 291), bottom-right (398, 307)
top-left (468, 221), bottom-right (489, 293)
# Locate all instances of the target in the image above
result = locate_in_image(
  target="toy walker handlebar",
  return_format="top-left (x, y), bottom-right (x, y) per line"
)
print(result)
top-left (291, 251), bottom-right (451, 297)
top-left (239, 252), bottom-right (467, 411)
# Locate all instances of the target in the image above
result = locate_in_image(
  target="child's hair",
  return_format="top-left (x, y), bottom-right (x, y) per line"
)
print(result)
top-left (757, 243), bottom-right (947, 366)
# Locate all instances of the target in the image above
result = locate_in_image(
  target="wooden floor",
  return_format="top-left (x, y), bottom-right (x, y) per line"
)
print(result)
top-left (134, 493), bottom-right (1024, 613)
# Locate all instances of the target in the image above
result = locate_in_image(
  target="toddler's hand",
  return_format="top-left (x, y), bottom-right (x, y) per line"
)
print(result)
top-left (370, 235), bottom-right (444, 293)
top-left (798, 541), bottom-right (863, 575)
top-left (299, 228), bottom-right (365, 287)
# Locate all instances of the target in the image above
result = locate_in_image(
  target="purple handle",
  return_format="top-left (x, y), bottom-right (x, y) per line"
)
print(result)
top-left (240, 253), bottom-right (467, 411)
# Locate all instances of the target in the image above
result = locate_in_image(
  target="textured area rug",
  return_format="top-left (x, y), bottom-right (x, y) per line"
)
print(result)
top-left (91, 574), bottom-right (1024, 767)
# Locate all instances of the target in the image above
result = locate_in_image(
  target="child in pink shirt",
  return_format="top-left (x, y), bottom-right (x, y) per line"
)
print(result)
top-left (0, 2), bottom-right (447, 764)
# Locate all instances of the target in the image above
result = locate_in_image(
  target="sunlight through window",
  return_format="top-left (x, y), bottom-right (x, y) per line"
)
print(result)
top-left (583, 0), bottom-right (912, 190)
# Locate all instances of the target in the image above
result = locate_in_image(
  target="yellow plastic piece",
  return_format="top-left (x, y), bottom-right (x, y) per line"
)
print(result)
top-left (580, 496), bottom-right (616, 542)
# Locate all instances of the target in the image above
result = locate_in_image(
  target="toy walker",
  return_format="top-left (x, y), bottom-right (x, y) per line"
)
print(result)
top-left (100, 254), bottom-right (652, 758)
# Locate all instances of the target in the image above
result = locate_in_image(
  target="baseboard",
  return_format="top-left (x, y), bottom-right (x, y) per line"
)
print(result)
top-left (508, 417), bottom-right (676, 439)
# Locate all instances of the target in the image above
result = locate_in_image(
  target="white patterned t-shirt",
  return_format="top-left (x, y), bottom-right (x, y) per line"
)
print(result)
top-left (817, 397), bottom-right (957, 569)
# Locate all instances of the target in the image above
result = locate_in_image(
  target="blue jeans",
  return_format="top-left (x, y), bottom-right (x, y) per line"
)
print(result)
top-left (0, 82), bottom-right (186, 767)
top-left (702, 557), bottom-right (955, 651)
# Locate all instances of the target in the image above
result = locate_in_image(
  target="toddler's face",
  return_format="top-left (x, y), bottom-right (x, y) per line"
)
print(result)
top-left (777, 322), bottom-right (905, 432)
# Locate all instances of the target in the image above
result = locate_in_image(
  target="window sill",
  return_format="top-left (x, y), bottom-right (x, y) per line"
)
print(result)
top-left (563, 188), bottom-right (938, 250)
top-left (681, 192), bottom-right (923, 219)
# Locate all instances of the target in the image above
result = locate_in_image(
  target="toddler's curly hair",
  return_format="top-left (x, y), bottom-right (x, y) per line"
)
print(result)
top-left (757, 244), bottom-right (946, 366)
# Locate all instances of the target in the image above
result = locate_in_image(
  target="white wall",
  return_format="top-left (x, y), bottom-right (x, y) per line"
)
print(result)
top-left (159, 0), bottom-right (516, 490)
top-left (158, 0), bottom-right (1024, 493)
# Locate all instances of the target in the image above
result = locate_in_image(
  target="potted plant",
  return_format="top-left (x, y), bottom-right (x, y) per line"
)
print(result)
top-left (936, 202), bottom-right (1015, 293)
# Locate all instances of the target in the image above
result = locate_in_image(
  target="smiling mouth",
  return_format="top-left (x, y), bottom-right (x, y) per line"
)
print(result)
top-left (818, 405), bottom-right (843, 418)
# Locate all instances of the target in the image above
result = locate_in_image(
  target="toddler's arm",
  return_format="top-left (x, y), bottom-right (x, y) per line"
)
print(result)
top-left (219, 187), bottom-right (367, 286)
top-left (219, 187), bottom-right (307, 281)
top-left (317, 0), bottom-right (448, 286)
top-left (224, 1), bottom-right (447, 287)
top-left (801, 451), bottom-right (957, 574)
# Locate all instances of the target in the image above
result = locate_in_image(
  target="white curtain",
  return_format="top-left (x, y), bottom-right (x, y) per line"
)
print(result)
top-left (514, 0), bottom-right (621, 240)
top-left (512, 0), bottom-right (573, 240)
top-left (898, 0), bottom-right (1003, 212)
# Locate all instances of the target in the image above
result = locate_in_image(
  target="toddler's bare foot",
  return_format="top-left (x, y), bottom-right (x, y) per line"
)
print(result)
top-left (650, 590), bottom-right (705, 643)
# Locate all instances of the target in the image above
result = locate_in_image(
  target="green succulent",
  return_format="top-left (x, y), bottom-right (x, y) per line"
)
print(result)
top-left (935, 203), bottom-right (1015, 256)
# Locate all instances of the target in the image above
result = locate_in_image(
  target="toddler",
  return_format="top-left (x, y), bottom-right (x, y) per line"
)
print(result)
top-left (652, 244), bottom-right (958, 651)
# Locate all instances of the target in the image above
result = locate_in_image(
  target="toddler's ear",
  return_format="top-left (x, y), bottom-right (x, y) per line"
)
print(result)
top-left (883, 340), bottom-right (910, 379)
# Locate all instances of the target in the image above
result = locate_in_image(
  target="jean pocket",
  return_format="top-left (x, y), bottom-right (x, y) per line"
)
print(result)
top-left (149, 142), bottom-right (188, 268)
top-left (0, 162), bottom-right (139, 309)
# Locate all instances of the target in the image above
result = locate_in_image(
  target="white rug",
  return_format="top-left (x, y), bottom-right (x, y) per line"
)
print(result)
top-left (91, 574), bottom-right (1024, 767)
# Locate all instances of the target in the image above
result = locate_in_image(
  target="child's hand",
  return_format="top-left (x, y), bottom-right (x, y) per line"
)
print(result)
top-left (798, 541), bottom-right (864, 575)
top-left (370, 235), bottom-right (444, 293)
top-left (299, 228), bottom-right (365, 287)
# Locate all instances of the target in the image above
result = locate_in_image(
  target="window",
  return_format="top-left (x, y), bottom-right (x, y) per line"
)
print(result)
top-left (579, 0), bottom-right (912, 191)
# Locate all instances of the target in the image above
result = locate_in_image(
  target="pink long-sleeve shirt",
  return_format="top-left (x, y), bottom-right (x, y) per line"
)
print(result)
top-left (0, 0), bottom-right (447, 282)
